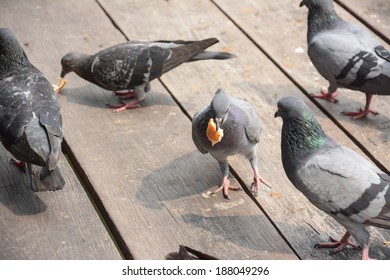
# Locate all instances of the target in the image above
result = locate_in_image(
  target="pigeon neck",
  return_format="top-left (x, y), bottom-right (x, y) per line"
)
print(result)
top-left (281, 112), bottom-right (326, 167)
top-left (307, 7), bottom-right (339, 40)
top-left (73, 54), bottom-right (94, 79)
top-left (0, 49), bottom-right (30, 76)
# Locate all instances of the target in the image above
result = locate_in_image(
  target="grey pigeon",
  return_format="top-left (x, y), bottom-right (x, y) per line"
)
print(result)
top-left (0, 28), bottom-right (65, 191)
top-left (58, 38), bottom-right (235, 112)
top-left (275, 96), bottom-right (390, 260)
top-left (300, 0), bottom-right (390, 119)
top-left (192, 89), bottom-right (270, 199)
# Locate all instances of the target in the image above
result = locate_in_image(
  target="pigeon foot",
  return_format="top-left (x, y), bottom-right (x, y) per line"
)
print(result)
top-left (361, 245), bottom-right (375, 260)
top-left (107, 100), bottom-right (142, 113)
top-left (341, 108), bottom-right (378, 119)
top-left (211, 176), bottom-right (241, 200)
top-left (310, 89), bottom-right (338, 103)
top-left (251, 169), bottom-right (272, 197)
top-left (314, 233), bottom-right (360, 255)
top-left (10, 159), bottom-right (26, 172)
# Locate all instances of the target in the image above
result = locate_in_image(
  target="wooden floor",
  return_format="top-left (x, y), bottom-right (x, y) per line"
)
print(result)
top-left (0, 0), bottom-right (389, 260)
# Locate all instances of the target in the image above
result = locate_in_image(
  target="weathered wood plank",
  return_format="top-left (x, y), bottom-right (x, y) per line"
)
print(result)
top-left (100, 0), bottom-right (390, 259)
top-left (337, 0), bottom-right (390, 43)
top-left (1, 0), bottom-right (298, 259)
top-left (0, 1), bottom-right (119, 260)
top-left (0, 145), bottom-right (121, 259)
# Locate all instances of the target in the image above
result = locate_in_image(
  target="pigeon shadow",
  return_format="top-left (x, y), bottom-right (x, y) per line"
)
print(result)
top-left (136, 151), bottom-right (221, 210)
top-left (0, 146), bottom-right (47, 215)
top-left (58, 84), bottom-right (177, 110)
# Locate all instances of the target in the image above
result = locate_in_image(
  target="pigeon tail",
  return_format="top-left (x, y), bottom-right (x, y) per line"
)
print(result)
top-left (29, 164), bottom-right (65, 192)
top-left (190, 51), bottom-right (236, 61)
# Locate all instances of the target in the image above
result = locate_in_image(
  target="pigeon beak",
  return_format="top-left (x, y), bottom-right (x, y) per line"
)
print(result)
top-left (299, 0), bottom-right (306, 7)
top-left (215, 117), bottom-right (223, 131)
top-left (274, 110), bottom-right (280, 118)
top-left (60, 69), bottom-right (67, 78)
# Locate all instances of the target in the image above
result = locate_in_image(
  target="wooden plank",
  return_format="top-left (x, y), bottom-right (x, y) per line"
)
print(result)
top-left (0, 1), bottom-right (122, 259)
top-left (100, 0), bottom-right (390, 259)
top-left (1, 0), bottom-right (298, 259)
top-left (0, 145), bottom-right (121, 259)
top-left (337, 0), bottom-right (390, 43)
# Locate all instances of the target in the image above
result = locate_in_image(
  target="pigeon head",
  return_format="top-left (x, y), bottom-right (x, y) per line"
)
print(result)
top-left (274, 96), bottom-right (312, 120)
top-left (275, 96), bottom-right (327, 159)
top-left (300, 0), bottom-right (338, 38)
top-left (60, 52), bottom-right (90, 78)
top-left (56, 52), bottom-right (92, 92)
top-left (210, 88), bottom-right (231, 129)
top-left (0, 28), bottom-right (30, 74)
top-left (205, 89), bottom-right (230, 146)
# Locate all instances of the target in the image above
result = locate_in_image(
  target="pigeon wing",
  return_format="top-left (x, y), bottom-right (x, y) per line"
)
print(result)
top-left (232, 98), bottom-right (261, 143)
top-left (298, 146), bottom-right (389, 226)
top-left (90, 43), bottom-right (152, 90)
top-left (191, 108), bottom-right (209, 154)
top-left (308, 25), bottom-right (385, 86)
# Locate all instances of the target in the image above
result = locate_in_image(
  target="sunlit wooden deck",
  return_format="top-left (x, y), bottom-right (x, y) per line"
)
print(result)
top-left (0, 0), bottom-right (389, 260)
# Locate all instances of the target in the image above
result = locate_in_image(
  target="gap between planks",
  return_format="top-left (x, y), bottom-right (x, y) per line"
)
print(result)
top-left (61, 139), bottom-right (129, 259)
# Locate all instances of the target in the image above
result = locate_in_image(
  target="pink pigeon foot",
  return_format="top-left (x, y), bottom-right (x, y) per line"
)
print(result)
top-left (211, 176), bottom-right (242, 200)
top-left (310, 88), bottom-right (338, 103)
top-left (361, 245), bottom-right (375, 260)
top-left (314, 232), bottom-right (361, 255)
top-left (107, 99), bottom-right (142, 113)
top-left (341, 108), bottom-right (378, 120)
top-left (251, 168), bottom-right (271, 197)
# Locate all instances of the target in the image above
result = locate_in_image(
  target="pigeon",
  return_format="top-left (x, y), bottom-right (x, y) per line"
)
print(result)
top-left (275, 95), bottom-right (390, 260)
top-left (57, 38), bottom-right (235, 112)
top-left (300, 0), bottom-right (390, 119)
top-left (0, 28), bottom-right (65, 191)
top-left (192, 89), bottom-right (270, 200)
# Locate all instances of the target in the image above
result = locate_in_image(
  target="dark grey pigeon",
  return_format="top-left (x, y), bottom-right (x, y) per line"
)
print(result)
top-left (0, 28), bottom-right (65, 191)
top-left (192, 89), bottom-right (270, 199)
top-left (275, 96), bottom-right (390, 260)
top-left (300, 0), bottom-right (390, 119)
top-left (58, 38), bottom-right (235, 112)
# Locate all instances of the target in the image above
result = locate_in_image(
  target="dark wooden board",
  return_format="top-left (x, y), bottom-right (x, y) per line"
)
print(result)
top-left (337, 0), bottom-right (390, 43)
top-left (1, 0), bottom-right (298, 259)
top-left (99, 0), bottom-right (390, 259)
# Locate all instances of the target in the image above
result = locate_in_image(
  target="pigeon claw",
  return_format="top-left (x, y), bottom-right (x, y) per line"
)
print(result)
top-left (314, 234), bottom-right (360, 255)
top-left (341, 108), bottom-right (379, 120)
top-left (107, 100), bottom-right (142, 113)
top-left (310, 89), bottom-right (339, 103)
top-left (211, 177), bottom-right (241, 200)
